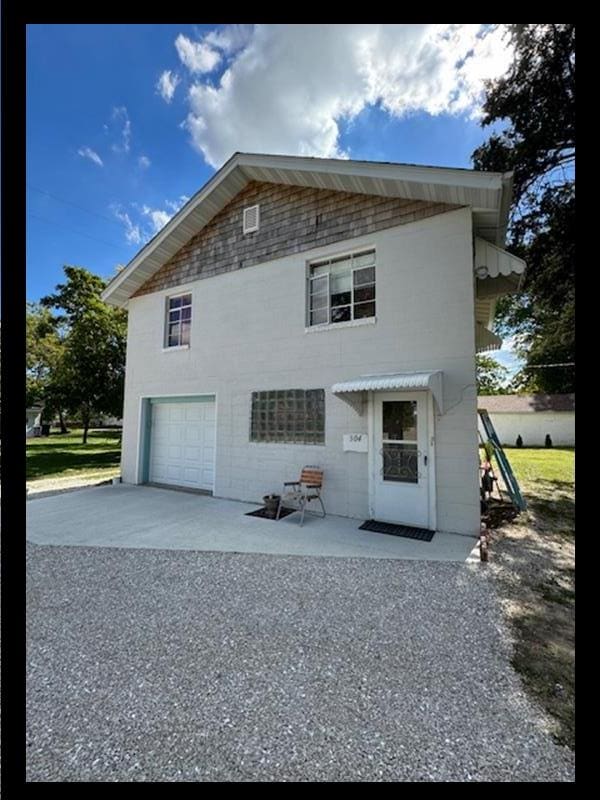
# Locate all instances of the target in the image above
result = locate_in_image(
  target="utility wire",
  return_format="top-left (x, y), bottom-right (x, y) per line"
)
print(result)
top-left (27, 183), bottom-right (123, 228)
top-left (27, 212), bottom-right (124, 250)
top-left (520, 362), bottom-right (575, 369)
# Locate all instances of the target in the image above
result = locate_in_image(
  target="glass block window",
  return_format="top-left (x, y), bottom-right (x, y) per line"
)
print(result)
top-left (308, 248), bottom-right (376, 326)
top-left (250, 389), bottom-right (325, 444)
top-left (165, 293), bottom-right (192, 347)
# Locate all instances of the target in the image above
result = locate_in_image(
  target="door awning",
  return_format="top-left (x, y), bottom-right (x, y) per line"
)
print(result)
top-left (332, 371), bottom-right (444, 415)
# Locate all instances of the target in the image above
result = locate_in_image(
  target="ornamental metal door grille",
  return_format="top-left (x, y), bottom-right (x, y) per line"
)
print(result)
top-left (381, 400), bottom-right (419, 483)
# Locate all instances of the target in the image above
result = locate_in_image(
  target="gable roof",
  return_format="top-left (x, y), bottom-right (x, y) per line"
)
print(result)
top-left (102, 152), bottom-right (514, 308)
top-left (478, 394), bottom-right (575, 413)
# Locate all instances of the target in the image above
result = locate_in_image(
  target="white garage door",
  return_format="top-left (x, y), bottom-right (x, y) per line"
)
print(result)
top-left (149, 401), bottom-right (216, 491)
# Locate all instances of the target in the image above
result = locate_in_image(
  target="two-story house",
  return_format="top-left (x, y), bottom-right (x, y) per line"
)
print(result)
top-left (102, 153), bottom-right (525, 538)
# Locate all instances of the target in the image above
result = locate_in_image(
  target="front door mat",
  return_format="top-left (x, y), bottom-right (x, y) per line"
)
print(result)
top-left (359, 519), bottom-right (435, 541)
top-left (245, 506), bottom-right (297, 520)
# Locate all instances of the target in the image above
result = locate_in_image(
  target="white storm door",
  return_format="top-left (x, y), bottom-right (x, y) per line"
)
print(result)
top-left (372, 392), bottom-right (430, 528)
top-left (149, 401), bottom-right (216, 491)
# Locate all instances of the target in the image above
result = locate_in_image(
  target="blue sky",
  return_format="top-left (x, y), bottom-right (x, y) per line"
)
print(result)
top-left (26, 23), bottom-right (520, 376)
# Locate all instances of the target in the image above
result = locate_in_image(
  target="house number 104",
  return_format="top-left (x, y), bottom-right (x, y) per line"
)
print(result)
top-left (343, 433), bottom-right (368, 452)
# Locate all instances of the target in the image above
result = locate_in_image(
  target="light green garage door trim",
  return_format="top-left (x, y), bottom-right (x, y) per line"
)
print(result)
top-left (139, 395), bottom-right (217, 483)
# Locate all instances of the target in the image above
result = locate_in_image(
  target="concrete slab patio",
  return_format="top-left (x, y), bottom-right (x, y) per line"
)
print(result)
top-left (27, 484), bottom-right (479, 562)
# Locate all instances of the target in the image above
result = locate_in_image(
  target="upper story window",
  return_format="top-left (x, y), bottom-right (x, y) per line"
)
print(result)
top-left (308, 248), bottom-right (376, 326)
top-left (165, 293), bottom-right (192, 347)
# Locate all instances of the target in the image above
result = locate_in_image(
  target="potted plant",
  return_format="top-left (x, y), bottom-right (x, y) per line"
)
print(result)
top-left (263, 494), bottom-right (281, 518)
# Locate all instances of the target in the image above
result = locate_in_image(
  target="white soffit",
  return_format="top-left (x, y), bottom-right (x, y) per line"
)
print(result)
top-left (102, 152), bottom-right (513, 308)
top-left (332, 371), bottom-right (444, 414)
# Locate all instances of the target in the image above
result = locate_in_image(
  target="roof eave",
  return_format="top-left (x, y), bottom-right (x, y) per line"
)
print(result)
top-left (102, 153), bottom-right (513, 308)
top-left (101, 151), bottom-right (243, 307)
top-left (497, 171), bottom-right (514, 247)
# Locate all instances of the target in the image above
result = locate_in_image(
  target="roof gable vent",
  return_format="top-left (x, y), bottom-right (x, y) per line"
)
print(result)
top-left (243, 204), bottom-right (260, 234)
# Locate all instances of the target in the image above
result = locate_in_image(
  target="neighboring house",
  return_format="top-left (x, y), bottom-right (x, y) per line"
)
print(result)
top-left (26, 405), bottom-right (44, 438)
top-left (89, 415), bottom-right (123, 428)
top-left (478, 394), bottom-right (575, 447)
top-left (102, 153), bottom-right (526, 537)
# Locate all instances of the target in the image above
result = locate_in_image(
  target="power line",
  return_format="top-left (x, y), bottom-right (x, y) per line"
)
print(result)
top-left (521, 362), bottom-right (575, 369)
top-left (27, 183), bottom-right (124, 228)
top-left (27, 212), bottom-right (124, 250)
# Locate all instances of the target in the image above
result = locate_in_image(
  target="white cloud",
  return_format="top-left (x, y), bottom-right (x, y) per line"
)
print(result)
top-left (142, 196), bottom-right (189, 233)
top-left (142, 205), bottom-right (172, 233)
top-left (156, 69), bottom-right (181, 103)
top-left (138, 155), bottom-right (151, 169)
top-left (175, 24), bottom-right (512, 168)
top-left (165, 195), bottom-right (190, 211)
top-left (203, 24), bottom-right (254, 55)
top-left (175, 33), bottom-right (221, 74)
top-left (111, 205), bottom-right (142, 245)
top-left (77, 146), bottom-right (103, 167)
top-left (492, 335), bottom-right (525, 379)
top-left (113, 196), bottom-right (190, 244)
top-left (111, 106), bottom-right (131, 153)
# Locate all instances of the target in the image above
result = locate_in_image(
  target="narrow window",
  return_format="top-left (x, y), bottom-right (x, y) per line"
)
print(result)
top-left (308, 248), bottom-right (376, 326)
top-left (165, 293), bottom-right (192, 347)
top-left (250, 389), bottom-right (325, 444)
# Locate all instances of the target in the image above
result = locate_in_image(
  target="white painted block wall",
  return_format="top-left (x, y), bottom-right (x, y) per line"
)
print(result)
top-left (120, 207), bottom-right (480, 536)
top-left (482, 412), bottom-right (575, 447)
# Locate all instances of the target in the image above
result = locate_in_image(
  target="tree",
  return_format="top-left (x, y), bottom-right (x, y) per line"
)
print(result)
top-left (476, 354), bottom-right (510, 395)
top-left (26, 303), bottom-right (70, 430)
top-left (495, 185), bottom-right (574, 393)
top-left (472, 24), bottom-right (575, 393)
top-left (41, 266), bottom-right (127, 443)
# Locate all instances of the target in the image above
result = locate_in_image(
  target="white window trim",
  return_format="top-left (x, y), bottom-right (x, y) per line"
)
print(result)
top-left (304, 316), bottom-right (377, 334)
top-left (307, 247), bottom-right (376, 328)
top-left (161, 344), bottom-right (190, 352)
top-left (164, 291), bottom-right (192, 349)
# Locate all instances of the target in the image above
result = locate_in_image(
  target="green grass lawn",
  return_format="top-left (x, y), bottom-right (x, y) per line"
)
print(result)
top-left (26, 429), bottom-right (122, 482)
top-left (502, 446), bottom-right (575, 486)
top-left (494, 447), bottom-right (575, 529)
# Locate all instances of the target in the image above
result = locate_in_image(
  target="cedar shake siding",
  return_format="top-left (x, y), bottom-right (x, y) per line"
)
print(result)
top-left (133, 181), bottom-right (459, 297)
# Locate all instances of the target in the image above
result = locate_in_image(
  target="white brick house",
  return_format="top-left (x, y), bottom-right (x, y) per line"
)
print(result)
top-left (102, 153), bottom-right (525, 537)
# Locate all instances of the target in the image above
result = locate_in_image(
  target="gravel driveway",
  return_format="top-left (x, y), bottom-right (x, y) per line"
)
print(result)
top-left (26, 543), bottom-right (575, 782)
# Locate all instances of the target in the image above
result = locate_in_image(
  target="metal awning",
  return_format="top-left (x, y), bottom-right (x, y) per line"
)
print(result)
top-left (474, 237), bottom-right (526, 298)
top-left (476, 322), bottom-right (503, 353)
top-left (332, 371), bottom-right (444, 415)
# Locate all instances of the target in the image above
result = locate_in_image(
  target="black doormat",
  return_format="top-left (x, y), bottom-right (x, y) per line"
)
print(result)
top-left (245, 506), bottom-right (297, 520)
top-left (359, 519), bottom-right (435, 541)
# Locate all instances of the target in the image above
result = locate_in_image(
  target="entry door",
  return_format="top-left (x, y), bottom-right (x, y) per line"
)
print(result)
top-left (149, 401), bottom-right (216, 491)
top-left (372, 392), bottom-right (430, 528)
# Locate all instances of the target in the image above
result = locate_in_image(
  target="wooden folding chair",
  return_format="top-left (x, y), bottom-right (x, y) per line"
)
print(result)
top-left (276, 466), bottom-right (326, 526)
